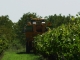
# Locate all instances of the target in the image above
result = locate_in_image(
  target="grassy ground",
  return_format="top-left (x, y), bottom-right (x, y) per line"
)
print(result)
top-left (1, 51), bottom-right (41, 60)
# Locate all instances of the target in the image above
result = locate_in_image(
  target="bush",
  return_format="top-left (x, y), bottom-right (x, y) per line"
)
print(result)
top-left (0, 35), bottom-right (8, 54)
top-left (34, 17), bottom-right (80, 60)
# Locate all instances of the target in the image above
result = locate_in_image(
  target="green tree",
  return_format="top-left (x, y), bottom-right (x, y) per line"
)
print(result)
top-left (46, 14), bottom-right (71, 28)
top-left (0, 15), bottom-right (14, 54)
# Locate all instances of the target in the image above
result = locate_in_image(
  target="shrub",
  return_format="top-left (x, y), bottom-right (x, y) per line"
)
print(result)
top-left (34, 18), bottom-right (80, 60)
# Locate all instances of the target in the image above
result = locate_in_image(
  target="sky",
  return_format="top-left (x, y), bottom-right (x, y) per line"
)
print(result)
top-left (0, 0), bottom-right (80, 22)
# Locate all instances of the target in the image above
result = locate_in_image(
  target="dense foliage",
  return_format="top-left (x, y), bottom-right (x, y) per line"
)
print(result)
top-left (46, 14), bottom-right (71, 28)
top-left (34, 15), bottom-right (80, 60)
top-left (0, 15), bottom-right (13, 54)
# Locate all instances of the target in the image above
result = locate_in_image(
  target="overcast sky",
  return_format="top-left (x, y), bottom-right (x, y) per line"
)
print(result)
top-left (0, 0), bottom-right (80, 22)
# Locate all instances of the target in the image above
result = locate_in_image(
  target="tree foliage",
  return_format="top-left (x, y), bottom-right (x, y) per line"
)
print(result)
top-left (46, 14), bottom-right (71, 28)
top-left (0, 15), bottom-right (14, 54)
top-left (34, 14), bottom-right (80, 60)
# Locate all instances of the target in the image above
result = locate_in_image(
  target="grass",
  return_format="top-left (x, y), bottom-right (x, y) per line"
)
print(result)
top-left (1, 51), bottom-right (41, 60)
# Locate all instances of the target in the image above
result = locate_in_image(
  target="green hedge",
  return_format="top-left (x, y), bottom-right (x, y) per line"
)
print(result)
top-left (34, 17), bottom-right (80, 60)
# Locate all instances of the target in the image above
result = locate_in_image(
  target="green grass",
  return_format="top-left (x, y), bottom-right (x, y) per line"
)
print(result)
top-left (2, 51), bottom-right (41, 60)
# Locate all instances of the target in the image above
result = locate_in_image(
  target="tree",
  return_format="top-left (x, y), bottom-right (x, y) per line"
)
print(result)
top-left (0, 15), bottom-right (13, 54)
top-left (46, 14), bottom-right (71, 28)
